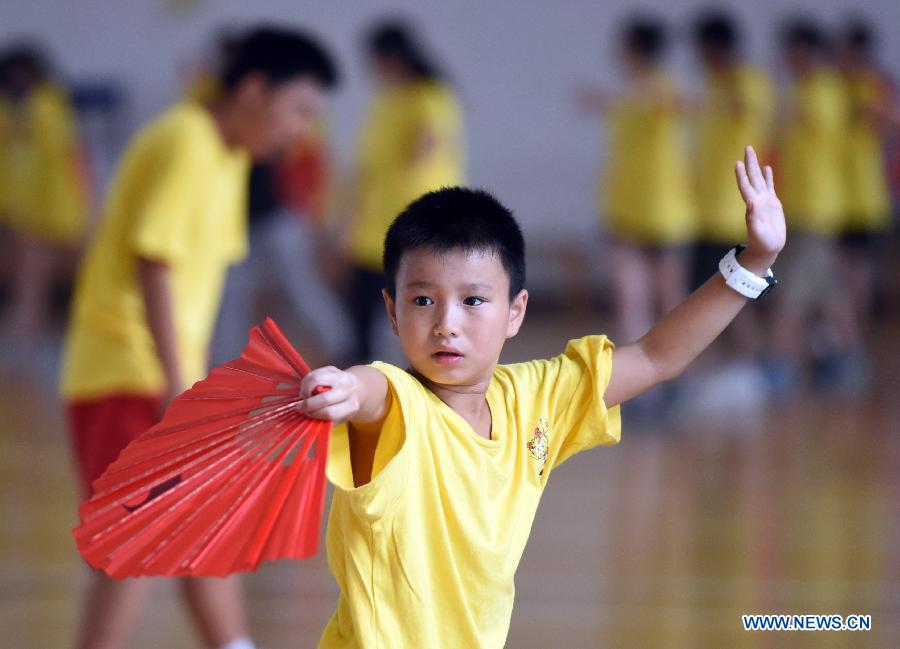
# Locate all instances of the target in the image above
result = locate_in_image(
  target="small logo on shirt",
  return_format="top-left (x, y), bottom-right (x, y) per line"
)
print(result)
top-left (526, 417), bottom-right (551, 476)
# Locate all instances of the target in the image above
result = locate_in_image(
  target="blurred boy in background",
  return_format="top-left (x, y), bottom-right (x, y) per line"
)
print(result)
top-left (341, 19), bottom-right (464, 364)
top-left (59, 26), bottom-right (338, 649)
top-left (185, 32), bottom-right (352, 369)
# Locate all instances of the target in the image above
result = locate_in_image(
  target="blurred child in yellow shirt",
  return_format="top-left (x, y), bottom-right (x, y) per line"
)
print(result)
top-left (60, 27), bottom-right (338, 649)
top-left (0, 45), bottom-right (91, 339)
top-left (580, 16), bottom-right (695, 352)
top-left (692, 12), bottom-right (773, 276)
top-left (343, 20), bottom-right (464, 363)
top-left (691, 11), bottom-right (774, 364)
top-left (824, 18), bottom-right (897, 390)
top-left (769, 19), bottom-right (850, 394)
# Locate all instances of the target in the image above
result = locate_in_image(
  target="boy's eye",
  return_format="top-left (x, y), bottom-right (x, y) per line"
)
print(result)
top-left (463, 296), bottom-right (485, 307)
top-left (414, 296), bottom-right (433, 306)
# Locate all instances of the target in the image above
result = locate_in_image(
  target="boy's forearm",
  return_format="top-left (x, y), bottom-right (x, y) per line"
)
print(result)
top-left (346, 365), bottom-right (391, 424)
top-left (639, 249), bottom-right (775, 382)
top-left (137, 257), bottom-right (183, 393)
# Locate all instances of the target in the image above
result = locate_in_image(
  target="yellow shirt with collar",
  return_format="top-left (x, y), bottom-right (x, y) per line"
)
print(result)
top-left (60, 102), bottom-right (249, 399)
top-left (319, 335), bottom-right (621, 649)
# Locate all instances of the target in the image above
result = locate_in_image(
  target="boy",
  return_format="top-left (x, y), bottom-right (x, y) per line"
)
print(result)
top-left (59, 27), bottom-right (337, 649)
top-left (299, 146), bottom-right (784, 648)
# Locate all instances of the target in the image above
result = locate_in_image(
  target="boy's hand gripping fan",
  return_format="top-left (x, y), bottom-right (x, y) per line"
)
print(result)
top-left (73, 318), bottom-right (332, 578)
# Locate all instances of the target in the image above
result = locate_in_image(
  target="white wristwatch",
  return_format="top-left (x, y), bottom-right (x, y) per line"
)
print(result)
top-left (718, 245), bottom-right (776, 299)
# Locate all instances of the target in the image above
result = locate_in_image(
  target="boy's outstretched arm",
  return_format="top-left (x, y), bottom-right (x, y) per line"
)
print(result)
top-left (605, 146), bottom-right (786, 408)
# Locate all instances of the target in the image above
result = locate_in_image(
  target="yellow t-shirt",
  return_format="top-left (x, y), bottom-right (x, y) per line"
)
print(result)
top-left (319, 336), bottom-right (621, 649)
top-left (843, 68), bottom-right (891, 232)
top-left (695, 65), bottom-right (774, 244)
top-left (779, 68), bottom-right (847, 236)
top-left (60, 102), bottom-right (249, 399)
top-left (602, 70), bottom-right (695, 246)
top-left (352, 80), bottom-right (464, 270)
top-left (4, 82), bottom-right (90, 243)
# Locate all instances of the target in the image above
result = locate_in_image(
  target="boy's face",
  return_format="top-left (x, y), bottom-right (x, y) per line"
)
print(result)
top-left (384, 247), bottom-right (528, 388)
top-left (232, 74), bottom-right (325, 159)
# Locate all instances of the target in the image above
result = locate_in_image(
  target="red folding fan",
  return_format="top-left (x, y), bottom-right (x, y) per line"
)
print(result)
top-left (73, 318), bottom-right (332, 578)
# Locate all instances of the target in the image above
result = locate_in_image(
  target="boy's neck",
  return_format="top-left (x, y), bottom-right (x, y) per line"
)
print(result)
top-left (410, 368), bottom-right (494, 440)
top-left (204, 98), bottom-right (241, 151)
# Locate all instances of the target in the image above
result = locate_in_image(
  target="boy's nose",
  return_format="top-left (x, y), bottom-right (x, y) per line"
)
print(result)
top-left (432, 306), bottom-right (459, 338)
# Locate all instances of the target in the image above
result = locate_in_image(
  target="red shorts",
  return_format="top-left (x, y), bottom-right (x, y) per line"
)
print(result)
top-left (67, 394), bottom-right (162, 498)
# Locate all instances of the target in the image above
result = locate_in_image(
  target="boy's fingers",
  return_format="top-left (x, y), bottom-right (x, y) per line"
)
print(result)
top-left (299, 367), bottom-right (339, 397)
top-left (305, 403), bottom-right (352, 423)
top-left (735, 161), bottom-right (754, 204)
top-left (745, 146), bottom-right (765, 190)
top-left (764, 165), bottom-right (775, 191)
top-left (298, 388), bottom-right (341, 413)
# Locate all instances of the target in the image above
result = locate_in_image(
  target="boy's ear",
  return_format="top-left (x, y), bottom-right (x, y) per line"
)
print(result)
top-left (383, 289), bottom-right (399, 336)
top-left (505, 289), bottom-right (528, 339)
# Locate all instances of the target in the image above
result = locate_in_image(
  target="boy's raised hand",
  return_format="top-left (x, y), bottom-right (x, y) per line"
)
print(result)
top-left (735, 146), bottom-right (786, 273)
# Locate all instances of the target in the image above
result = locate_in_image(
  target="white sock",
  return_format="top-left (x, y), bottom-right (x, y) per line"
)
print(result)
top-left (215, 637), bottom-right (256, 649)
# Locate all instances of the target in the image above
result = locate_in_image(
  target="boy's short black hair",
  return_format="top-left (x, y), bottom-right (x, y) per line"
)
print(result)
top-left (693, 11), bottom-right (740, 53)
top-left (222, 26), bottom-right (338, 91)
top-left (383, 187), bottom-right (526, 300)
top-left (622, 16), bottom-right (668, 63)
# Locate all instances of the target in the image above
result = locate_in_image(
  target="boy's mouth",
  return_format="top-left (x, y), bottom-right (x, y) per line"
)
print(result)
top-left (432, 350), bottom-right (463, 365)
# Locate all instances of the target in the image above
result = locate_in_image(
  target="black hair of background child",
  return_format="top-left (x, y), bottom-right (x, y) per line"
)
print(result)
top-left (223, 26), bottom-right (339, 91)
top-left (622, 15), bottom-right (668, 63)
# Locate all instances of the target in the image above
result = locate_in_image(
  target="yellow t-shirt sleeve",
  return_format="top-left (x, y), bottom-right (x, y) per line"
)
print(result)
top-left (542, 335), bottom-right (622, 471)
top-left (129, 128), bottom-right (204, 263)
top-left (325, 362), bottom-right (414, 521)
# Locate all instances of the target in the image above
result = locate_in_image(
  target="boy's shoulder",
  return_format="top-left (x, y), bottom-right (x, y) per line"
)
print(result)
top-left (495, 334), bottom-right (616, 390)
top-left (134, 101), bottom-right (218, 155)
